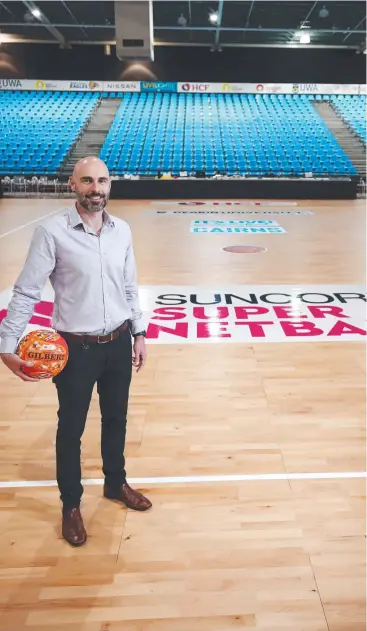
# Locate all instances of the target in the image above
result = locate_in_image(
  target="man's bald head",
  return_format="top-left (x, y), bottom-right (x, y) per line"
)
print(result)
top-left (69, 155), bottom-right (111, 215)
top-left (72, 156), bottom-right (110, 180)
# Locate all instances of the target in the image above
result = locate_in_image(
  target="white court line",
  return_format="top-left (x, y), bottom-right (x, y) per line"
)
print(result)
top-left (0, 210), bottom-right (59, 239)
top-left (0, 471), bottom-right (365, 489)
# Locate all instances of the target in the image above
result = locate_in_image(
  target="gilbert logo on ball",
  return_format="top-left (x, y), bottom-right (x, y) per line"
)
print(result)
top-left (16, 330), bottom-right (68, 379)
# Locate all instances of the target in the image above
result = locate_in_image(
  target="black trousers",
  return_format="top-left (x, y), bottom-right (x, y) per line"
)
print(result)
top-left (52, 328), bottom-right (132, 509)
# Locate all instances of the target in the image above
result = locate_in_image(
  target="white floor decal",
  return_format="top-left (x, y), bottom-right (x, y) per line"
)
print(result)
top-left (1, 285), bottom-right (365, 344)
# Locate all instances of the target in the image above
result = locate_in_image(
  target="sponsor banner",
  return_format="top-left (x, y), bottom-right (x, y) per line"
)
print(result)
top-left (103, 81), bottom-right (140, 92)
top-left (221, 83), bottom-right (289, 94)
top-left (0, 79), bottom-right (137, 92)
top-left (147, 210), bottom-right (312, 216)
top-left (177, 82), bottom-right (287, 94)
top-left (0, 79), bottom-right (365, 94)
top-left (292, 83), bottom-right (321, 94)
top-left (34, 80), bottom-right (59, 90)
top-left (68, 80), bottom-right (102, 91)
top-left (178, 82), bottom-right (213, 93)
top-left (255, 83), bottom-right (293, 94)
top-left (222, 82), bottom-right (248, 93)
top-left (149, 200), bottom-right (313, 216)
top-left (0, 79), bottom-right (103, 91)
top-left (178, 82), bottom-right (268, 94)
top-left (326, 84), bottom-right (360, 95)
top-left (151, 201), bottom-right (299, 206)
top-left (46, 80), bottom-right (102, 91)
top-left (178, 82), bottom-right (364, 95)
top-left (0, 78), bottom-right (32, 90)
top-left (190, 220), bottom-right (286, 234)
top-left (292, 83), bottom-right (360, 95)
top-left (0, 285), bottom-right (365, 344)
top-left (140, 81), bottom-right (177, 92)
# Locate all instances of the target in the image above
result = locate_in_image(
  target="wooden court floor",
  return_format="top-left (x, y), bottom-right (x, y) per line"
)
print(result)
top-left (0, 196), bottom-right (365, 631)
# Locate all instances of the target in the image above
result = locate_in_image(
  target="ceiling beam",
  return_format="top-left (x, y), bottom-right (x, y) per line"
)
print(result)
top-left (343, 16), bottom-right (366, 42)
top-left (243, 0), bottom-right (255, 42)
top-left (214, 0), bottom-right (224, 49)
top-left (22, 0), bottom-right (66, 45)
top-left (0, 33), bottom-right (359, 49)
top-left (188, 0), bottom-right (192, 41)
top-left (0, 1), bottom-right (16, 18)
top-left (0, 21), bottom-right (113, 28)
top-left (300, 0), bottom-right (318, 27)
top-left (60, 1), bottom-right (87, 38)
top-left (1, 23), bottom-right (365, 35)
top-left (157, 26), bottom-right (366, 34)
top-left (156, 42), bottom-right (360, 50)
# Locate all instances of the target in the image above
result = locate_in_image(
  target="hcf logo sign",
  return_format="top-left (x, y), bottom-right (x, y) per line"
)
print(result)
top-left (181, 83), bottom-right (210, 92)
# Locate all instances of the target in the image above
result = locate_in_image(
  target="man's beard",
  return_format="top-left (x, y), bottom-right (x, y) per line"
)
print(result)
top-left (75, 190), bottom-right (109, 213)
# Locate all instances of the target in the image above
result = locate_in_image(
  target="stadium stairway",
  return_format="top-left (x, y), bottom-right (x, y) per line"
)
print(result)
top-left (61, 97), bottom-right (121, 176)
top-left (314, 102), bottom-right (366, 181)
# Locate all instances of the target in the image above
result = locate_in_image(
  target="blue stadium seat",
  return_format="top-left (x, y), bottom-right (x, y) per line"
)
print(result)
top-left (99, 92), bottom-right (358, 178)
top-left (1, 90), bottom-right (360, 179)
top-left (330, 94), bottom-right (366, 145)
top-left (0, 90), bottom-right (99, 176)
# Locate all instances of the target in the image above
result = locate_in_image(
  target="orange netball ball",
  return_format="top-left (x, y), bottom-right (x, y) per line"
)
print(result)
top-left (16, 329), bottom-right (69, 379)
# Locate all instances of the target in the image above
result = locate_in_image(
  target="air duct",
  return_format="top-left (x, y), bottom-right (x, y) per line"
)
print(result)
top-left (114, 0), bottom-right (154, 61)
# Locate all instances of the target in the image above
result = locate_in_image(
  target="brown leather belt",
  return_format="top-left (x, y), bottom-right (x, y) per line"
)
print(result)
top-left (58, 321), bottom-right (129, 345)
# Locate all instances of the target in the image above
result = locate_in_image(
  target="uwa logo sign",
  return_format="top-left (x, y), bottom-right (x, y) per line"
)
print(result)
top-left (0, 79), bottom-right (23, 89)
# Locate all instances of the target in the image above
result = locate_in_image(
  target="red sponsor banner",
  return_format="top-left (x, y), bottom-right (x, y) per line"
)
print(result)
top-left (0, 285), bottom-right (365, 344)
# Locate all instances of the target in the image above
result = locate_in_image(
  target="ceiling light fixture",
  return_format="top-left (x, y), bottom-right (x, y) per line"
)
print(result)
top-left (300, 32), bottom-right (311, 44)
top-left (319, 6), bottom-right (329, 18)
top-left (177, 13), bottom-right (187, 27)
top-left (209, 11), bottom-right (218, 24)
top-left (31, 8), bottom-right (42, 19)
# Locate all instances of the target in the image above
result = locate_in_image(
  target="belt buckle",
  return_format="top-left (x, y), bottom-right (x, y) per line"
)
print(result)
top-left (97, 332), bottom-right (113, 344)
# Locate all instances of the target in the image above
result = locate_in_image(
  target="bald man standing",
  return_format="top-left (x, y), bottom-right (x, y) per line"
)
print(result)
top-left (0, 156), bottom-right (152, 547)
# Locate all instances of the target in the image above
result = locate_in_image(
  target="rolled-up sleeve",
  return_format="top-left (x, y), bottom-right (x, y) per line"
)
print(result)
top-left (0, 225), bottom-right (56, 353)
top-left (124, 232), bottom-right (145, 335)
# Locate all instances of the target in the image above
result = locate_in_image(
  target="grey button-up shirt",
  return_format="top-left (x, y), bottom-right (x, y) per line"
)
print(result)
top-left (0, 204), bottom-right (145, 353)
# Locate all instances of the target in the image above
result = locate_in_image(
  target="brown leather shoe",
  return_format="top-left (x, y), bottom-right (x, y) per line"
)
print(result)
top-left (62, 507), bottom-right (87, 546)
top-left (103, 482), bottom-right (152, 511)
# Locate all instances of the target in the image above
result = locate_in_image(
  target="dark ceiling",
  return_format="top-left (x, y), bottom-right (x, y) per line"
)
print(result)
top-left (0, 1), bottom-right (365, 50)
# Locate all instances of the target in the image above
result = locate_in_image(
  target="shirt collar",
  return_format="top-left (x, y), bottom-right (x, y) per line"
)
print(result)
top-left (69, 203), bottom-right (115, 230)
